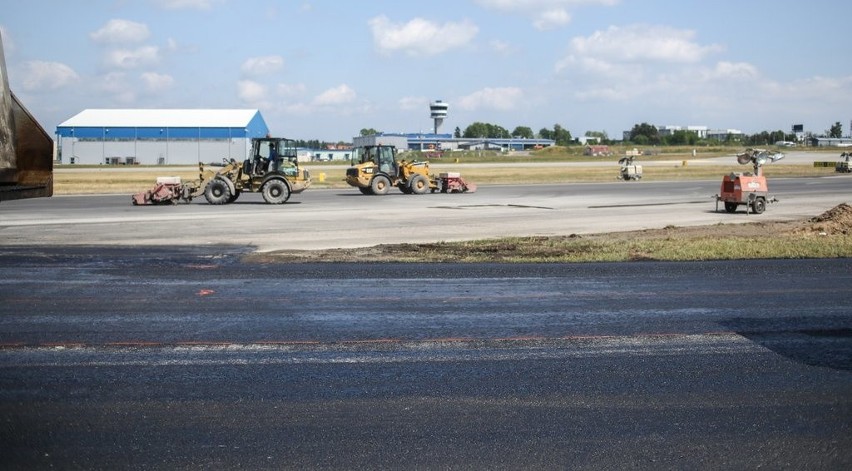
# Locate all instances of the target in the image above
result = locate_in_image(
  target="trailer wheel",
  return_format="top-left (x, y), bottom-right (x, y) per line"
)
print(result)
top-left (204, 178), bottom-right (233, 205)
top-left (724, 202), bottom-right (738, 213)
top-left (752, 198), bottom-right (766, 214)
top-left (409, 174), bottom-right (429, 195)
top-left (261, 179), bottom-right (290, 204)
top-left (371, 175), bottom-right (391, 195)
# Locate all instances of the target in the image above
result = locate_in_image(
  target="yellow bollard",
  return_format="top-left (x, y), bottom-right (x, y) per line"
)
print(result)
top-left (682, 160), bottom-right (687, 167)
top-left (318, 172), bottom-right (326, 182)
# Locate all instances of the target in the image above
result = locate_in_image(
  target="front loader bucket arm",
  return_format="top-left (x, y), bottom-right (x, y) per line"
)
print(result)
top-left (0, 32), bottom-right (53, 202)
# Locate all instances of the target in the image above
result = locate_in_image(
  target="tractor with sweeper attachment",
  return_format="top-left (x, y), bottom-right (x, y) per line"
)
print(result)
top-left (344, 145), bottom-right (475, 195)
top-left (715, 148), bottom-right (783, 214)
top-left (132, 136), bottom-right (311, 205)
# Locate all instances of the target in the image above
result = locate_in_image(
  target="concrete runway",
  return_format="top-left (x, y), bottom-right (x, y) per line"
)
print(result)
top-left (1, 174), bottom-right (849, 252)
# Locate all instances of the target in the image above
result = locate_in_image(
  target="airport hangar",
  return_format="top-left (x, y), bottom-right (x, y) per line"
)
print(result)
top-left (55, 108), bottom-right (557, 165)
top-left (55, 109), bottom-right (270, 165)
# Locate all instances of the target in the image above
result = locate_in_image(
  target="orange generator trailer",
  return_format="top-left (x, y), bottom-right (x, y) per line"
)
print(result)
top-left (715, 148), bottom-right (783, 214)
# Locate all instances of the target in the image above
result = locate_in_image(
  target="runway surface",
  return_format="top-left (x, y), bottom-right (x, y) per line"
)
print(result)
top-left (1, 176), bottom-right (849, 251)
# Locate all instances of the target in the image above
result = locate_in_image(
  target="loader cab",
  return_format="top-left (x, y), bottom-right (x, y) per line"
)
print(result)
top-left (249, 137), bottom-right (299, 177)
top-left (352, 145), bottom-right (398, 177)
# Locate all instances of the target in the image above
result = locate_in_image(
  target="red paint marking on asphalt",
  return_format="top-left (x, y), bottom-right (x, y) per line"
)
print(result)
top-left (0, 342), bottom-right (26, 349)
top-left (340, 339), bottom-right (402, 344)
top-left (176, 341), bottom-right (235, 346)
top-left (197, 289), bottom-right (216, 296)
top-left (255, 340), bottom-right (322, 346)
top-left (495, 336), bottom-right (547, 342)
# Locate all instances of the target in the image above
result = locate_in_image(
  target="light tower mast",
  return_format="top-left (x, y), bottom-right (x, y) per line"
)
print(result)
top-left (429, 100), bottom-right (448, 134)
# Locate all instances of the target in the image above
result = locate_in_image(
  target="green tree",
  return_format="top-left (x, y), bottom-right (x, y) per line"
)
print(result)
top-left (829, 121), bottom-right (843, 138)
top-left (538, 127), bottom-right (553, 140)
top-left (463, 122), bottom-right (510, 138)
top-left (463, 122), bottom-right (489, 138)
top-left (512, 126), bottom-right (534, 139)
top-left (454, 126), bottom-right (461, 138)
top-left (552, 124), bottom-right (573, 146)
top-left (629, 123), bottom-right (660, 145)
top-left (359, 128), bottom-right (380, 136)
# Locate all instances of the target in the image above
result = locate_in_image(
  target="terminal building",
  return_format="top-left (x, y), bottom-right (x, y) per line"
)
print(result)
top-left (354, 100), bottom-right (555, 152)
top-left (55, 109), bottom-right (269, 165)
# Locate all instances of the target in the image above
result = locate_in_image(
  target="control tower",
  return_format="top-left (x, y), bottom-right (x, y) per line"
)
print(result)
top-left (429, 100), bottom-right (448, 134)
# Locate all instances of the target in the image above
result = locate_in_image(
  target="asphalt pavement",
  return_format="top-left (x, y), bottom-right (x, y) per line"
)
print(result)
top-left (0, 247), bottom-right (850, 469)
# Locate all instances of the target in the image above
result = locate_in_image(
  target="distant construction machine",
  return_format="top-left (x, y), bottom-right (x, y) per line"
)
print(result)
top-left (0, 33), bottom-right (53, 203)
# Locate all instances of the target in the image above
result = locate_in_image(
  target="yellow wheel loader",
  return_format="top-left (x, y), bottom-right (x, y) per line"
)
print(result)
top-left (133, 137), bottom-right (310, 205)
top-left (345, 145), bottom-right (474, 195)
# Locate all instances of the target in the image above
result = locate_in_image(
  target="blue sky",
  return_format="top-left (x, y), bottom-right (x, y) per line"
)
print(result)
top-left (3, 0), bottom-right (851, 142)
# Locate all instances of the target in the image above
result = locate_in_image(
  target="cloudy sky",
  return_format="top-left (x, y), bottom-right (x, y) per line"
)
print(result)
top-left (3, 0), bottom-right (851, 141)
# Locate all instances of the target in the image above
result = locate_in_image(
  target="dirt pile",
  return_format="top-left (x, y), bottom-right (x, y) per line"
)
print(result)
top-left (797, 203), bottom-right (852, 235)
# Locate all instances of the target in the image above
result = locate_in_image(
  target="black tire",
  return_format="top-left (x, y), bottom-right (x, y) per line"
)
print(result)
top-left (358, 187), bottom-right (373, 195)
top-left (409, 174), bottom-right (429, 194)
top-left (752, 198), bottom-right (766, 214)
top-left (371, 175), bottom-right (391, 195)
top-left (228, 191), bottom-right (240, 204)
top-left (204, 178), bottom-right (232, 205)
top-left (724, 202), bottom-right (738, 213)
top-left (261, 179), bottom-right (290, 204)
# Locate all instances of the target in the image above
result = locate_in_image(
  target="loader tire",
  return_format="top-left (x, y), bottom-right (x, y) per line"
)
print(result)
top-left (358, 187), bottom-right (373, 195)
top-left (371, 175), bottom-right (391, 196)
top-left (409, 174), bottom-right (429, 195)
top-left (261, 179), bottom-right (291, 204)
top-left (204, 178), bottom-right (233, 205)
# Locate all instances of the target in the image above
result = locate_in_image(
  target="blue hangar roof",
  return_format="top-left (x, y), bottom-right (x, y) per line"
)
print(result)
top-left (55, 109), bottom-right (269, 139)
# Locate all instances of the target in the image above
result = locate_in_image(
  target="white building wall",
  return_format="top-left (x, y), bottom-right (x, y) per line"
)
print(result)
top-left (59, 137), bottom-right (251, 165)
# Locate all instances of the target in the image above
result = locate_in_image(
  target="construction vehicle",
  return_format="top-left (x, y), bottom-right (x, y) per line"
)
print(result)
top-left (0, 32), bottom-right (53, 203)
top-left (836, 152), bottom-right (851, 173)
top-left (715, 148), bottom-right (784, 214)
top-left (132, 136), bottom-right (310, 205)
top-left (345, 145), bottom-right (475, 195)
top-left (617, 155), bottom-right (642, 181)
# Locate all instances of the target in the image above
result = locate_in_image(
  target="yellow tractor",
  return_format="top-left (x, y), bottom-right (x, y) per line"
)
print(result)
top-left (345, 145), bottom-right (435, 195)
top-left (345, 145), bottom-right (475, 195)
top-left (201, 137), bottom-right (310, 205)
top-left (132, 136), bottom-right (310, 205)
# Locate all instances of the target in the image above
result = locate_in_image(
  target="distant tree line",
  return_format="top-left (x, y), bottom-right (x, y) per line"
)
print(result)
top-left (325, 120), bottom-right (848, 149)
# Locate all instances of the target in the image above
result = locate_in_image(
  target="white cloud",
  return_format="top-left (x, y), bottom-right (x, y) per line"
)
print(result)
top-left (457, 87), bottom-right (524, 111)
top-left (533, 9), bottom-right (571, 30)
top-left (18, 61), bottom-right (79, 91)
top-left (90, 19), bottom-right (150, 44)
top-left (104, 46), bottom-right (161, 69)
top-left (475, 0), bottom-right (618, 29)
top-left (237, 80), bottom-right (268, 103)
top-left (140, 72), bottom-right (174, 93)
top-left (369, 16), bottom-right (478, 56)
top-left (241, 55), bottom-right (284, 76)
top-left (568, 25), bottom-right (721, 64)
top-left (313, 84), bottom-right (356, 106)
top-left (98, 72), bottom-right (136, 104)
